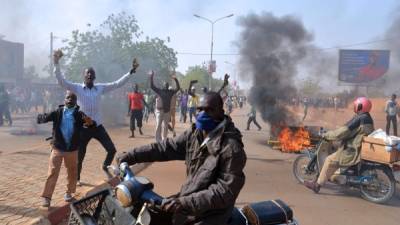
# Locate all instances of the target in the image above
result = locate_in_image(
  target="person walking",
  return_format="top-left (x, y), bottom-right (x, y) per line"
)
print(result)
top-left (179, 89), bottom-right (189, 123)
top-left (149, 71), bottom-right (180, 142)
top-left (0, 85), bottom-right (12, 126)
top-left (169, 87), bottom-right (177, 137)
top-left (302, 97), bottom-right (309, 121)
top-left (385, 94), bottom-right (398, 136)
top-left (246, 106), bottom-right (261, 131)
top-left (127, 84), bottom-right (147, 138)
top-left (53, 50), bottom-right (139, 184)
top-left (188, 86), bottom-right (199, 123)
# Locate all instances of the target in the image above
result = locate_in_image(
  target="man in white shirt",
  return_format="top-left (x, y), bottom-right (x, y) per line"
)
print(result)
top-left (385, 94), bottom-right (398, 136)
top-left (53, 50), bottom-right (139, 184)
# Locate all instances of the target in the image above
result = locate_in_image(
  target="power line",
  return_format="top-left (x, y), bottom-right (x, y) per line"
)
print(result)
top-left (177, 52), bottom-right (240, 56)
top-left (176, 36), bottom-right (398, 56)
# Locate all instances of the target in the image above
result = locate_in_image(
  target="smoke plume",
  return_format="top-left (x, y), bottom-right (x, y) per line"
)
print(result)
top-left (237, 12), bottom-right (313, 125)
top-left (382, 7), bottom-right (400, 94)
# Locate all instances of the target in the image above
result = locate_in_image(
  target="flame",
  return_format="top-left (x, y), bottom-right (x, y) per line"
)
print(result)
top-left (278, 127), bottom-right (311, 152)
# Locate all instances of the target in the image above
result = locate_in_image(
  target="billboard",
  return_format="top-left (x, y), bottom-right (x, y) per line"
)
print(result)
top-left (0, 39), bottom-right (24, 79)
top-left (338, 49), bottom-right (390, 83)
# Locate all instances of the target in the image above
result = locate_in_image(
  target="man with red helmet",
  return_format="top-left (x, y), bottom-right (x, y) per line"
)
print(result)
top-left (304, 97), bottom-right (374, 193)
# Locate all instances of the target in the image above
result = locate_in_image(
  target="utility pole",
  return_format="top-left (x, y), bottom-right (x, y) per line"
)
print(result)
top-left (49, 32), bottom-right (54, 77)
top-left (193, 13), bottom-right (234, 91)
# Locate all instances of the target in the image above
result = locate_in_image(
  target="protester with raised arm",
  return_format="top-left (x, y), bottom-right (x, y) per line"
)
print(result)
top-left (53, 50), bottom-right (139, 184)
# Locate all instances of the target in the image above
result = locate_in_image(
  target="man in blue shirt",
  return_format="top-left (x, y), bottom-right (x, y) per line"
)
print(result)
top-left (37, 91), bottom-right (95, 207)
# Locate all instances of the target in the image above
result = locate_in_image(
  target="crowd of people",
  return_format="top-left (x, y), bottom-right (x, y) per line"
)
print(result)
top-left (31, 49), bottom-right (249, 218)
top-left (1, 49), bottom-right (390, 224)
top-left (0, 84), bottom-right (68, 127)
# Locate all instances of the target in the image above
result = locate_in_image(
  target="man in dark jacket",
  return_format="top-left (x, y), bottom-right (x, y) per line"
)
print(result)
top-left (150, 70), bottom-right (180, 142)
top-left (117, 92), bottom-right (247, 225)
top-left (37, 91), bottom-right (95, 207)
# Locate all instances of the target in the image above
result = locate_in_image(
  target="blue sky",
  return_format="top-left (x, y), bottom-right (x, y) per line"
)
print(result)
top-left (1, 0), bottom-right (398, 86)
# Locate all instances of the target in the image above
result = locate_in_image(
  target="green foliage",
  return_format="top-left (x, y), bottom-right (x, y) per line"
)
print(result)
top-left (178, 65), bottom-right (230, 92)
top-left (60, 12), bottom-right (177, 84)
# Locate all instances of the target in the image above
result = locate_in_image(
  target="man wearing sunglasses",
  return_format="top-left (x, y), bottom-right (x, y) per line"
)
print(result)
top-left (117, 91), bottom-right (246, 225)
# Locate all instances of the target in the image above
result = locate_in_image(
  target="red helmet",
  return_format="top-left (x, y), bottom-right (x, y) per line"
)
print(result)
top-left (353, 97), bottom-right (372, 113)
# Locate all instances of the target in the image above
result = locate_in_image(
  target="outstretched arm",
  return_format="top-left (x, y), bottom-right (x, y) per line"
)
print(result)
top-left (53, 50), bottom-right (79, 93)
top-left (117, 128), bottom-right (192, 164)
top-left (172, 75), bottom-right (180, 94)
top-left (37, 111), bottom-right (56, 124)
top-left (217, 74), bottom-right (230, 94)
top-left (101, 58), bottom-right (140, 93)
top-left (188, 80), bottom-right (197, 97)
top-left (149, 71), bottom-right (161, 95)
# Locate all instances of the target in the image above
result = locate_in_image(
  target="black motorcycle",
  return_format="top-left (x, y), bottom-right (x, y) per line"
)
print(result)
top-left (293, 139), bottom-right (396, 204)
top-left (68, 163), bottom-right (299, 225)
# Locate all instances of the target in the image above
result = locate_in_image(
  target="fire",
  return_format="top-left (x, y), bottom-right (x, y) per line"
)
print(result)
top-left (278, 127), bottom-right (311, 152)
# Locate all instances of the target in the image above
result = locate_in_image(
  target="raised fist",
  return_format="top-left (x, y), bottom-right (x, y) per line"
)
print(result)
top-left (223, 73), bottom-right (230, 87)
top-left (130, 58), bottom-right (139, 74)
top-left (53, 49), bottom-right (64, 64)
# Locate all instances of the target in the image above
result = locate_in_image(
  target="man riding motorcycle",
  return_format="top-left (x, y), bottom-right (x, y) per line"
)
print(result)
top-left (304, 97), bottom-right (374, 193)
top-left (117, 92), bottom-right (247, 225)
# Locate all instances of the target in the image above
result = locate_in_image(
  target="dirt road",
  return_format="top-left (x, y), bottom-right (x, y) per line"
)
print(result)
top-left (1, 100), bottom-right (399, 225)
top-left (138, 105), bottom-right (400, 225)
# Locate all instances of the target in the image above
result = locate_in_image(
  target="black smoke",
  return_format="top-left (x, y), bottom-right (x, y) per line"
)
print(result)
top-left (237, 12), bottom-right (313, 125)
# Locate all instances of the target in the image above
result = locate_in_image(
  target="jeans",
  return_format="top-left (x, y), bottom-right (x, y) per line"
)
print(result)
top-left (180, 106), bottom-right (187, 123)
top-left (77, 125), bottom-right (116, 181)
top-left (386, 115), bottom-right (397, 136)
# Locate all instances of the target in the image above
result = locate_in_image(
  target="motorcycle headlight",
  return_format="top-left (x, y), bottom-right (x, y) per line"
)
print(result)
top-left (115, 182), bottom-right (133, 207)
top-left (115, 177), bottom-right (153, 207)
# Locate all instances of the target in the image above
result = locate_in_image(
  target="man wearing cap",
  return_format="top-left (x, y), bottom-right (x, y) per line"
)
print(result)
top-left (117, 91), bottom-right (246, 225)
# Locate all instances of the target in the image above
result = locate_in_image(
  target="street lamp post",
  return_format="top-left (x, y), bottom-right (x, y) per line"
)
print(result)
top-left (193, 13), bottom-right (234, 91)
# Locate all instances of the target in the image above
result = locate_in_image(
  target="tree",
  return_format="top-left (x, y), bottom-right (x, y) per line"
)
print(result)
top-left (57, 12), bottom-right (177, 125)
top-left (178, 65), bottom-right (230, 92)
top-left (60, 12), bottom-right (177, 84)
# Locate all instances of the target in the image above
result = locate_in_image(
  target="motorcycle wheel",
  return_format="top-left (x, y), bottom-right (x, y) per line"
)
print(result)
top-left (293, 154), bottom-right (318, 184)
top-left (359, 167), bottom-right (396, 204)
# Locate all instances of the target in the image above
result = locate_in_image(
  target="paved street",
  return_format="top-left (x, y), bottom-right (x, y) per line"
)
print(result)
top-left (0, 105), bottom-right (399, 225)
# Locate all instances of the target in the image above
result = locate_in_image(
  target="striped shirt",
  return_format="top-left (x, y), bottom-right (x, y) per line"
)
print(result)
top-left (54, 64), bottom-right (132, 125)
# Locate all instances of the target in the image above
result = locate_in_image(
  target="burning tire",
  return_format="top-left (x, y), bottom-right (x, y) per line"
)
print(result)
top-left (293, 154), bottom-right (318, 184)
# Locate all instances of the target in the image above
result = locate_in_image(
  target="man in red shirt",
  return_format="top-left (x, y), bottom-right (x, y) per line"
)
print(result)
top-left (127, 84), bottom-right (147, 138)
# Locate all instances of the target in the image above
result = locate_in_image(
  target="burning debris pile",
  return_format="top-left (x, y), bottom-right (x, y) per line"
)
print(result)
top-left (268, 126), bottom-right (322, 152)
top-left (237, 12), bottom-right (316, 152)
